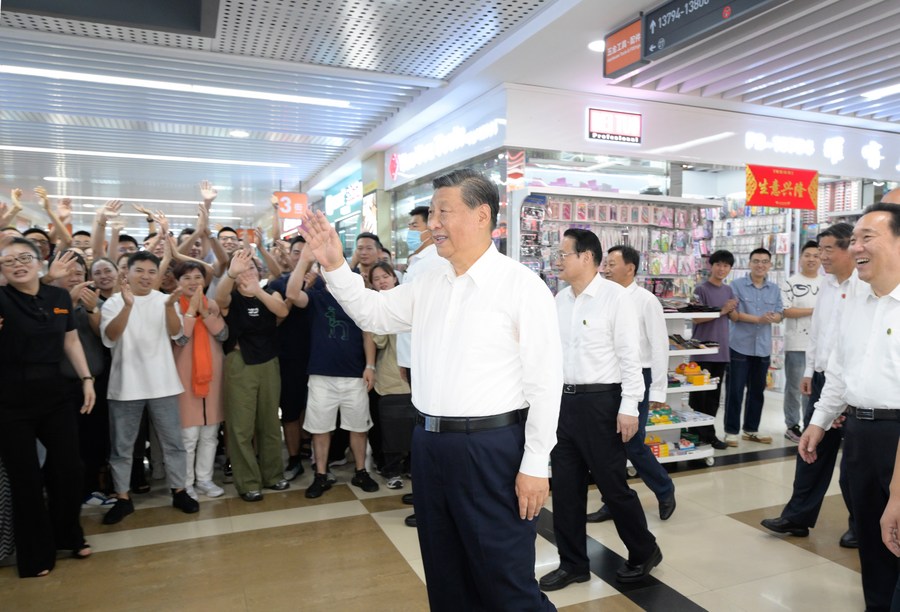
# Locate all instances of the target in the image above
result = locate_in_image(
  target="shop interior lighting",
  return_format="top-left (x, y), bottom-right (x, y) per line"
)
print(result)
top-left (0, 65), bottom-right (351, 109)
top-left (646, 132), bottom-right (736, 155)
top-left (861, 83), bottom-right (900, 101)
top-left (47, 195), bottom-right (256, 207)
top-left (229, 130), bottom-right (251, 138)
top-left (587, 40), bottom-right (606, 53)
top-left (0, 145), bottom-right (290, 168)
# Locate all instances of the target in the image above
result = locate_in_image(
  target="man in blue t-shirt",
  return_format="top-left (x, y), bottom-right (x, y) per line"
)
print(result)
top-left (284, 248), bottom-right (379, 499)
top-left (725, 247), bottom-right (784, 447)
top-left (688, 249), bottom-right (737, 449)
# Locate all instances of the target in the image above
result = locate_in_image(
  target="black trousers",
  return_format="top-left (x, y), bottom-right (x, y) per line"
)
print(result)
top-left (688, 361), bottom-right (727, 440)
top-left (553, 388), bottom-right (656, 570)
top-left (0, 376), bottom-right (85, 577)
top-left (411, 420), bottom-right (553, 612)
top-left (781, 372), bottom-right (854, 529)
top-left (844, 415), bottom-right (900, 612)
top-left (76, 370), bottom-right (110, 496)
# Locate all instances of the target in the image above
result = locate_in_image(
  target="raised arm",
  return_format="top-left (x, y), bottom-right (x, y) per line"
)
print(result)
top-left (254, 227), bottom-right (282, 279)
top-left (34, 187), bottom-right (72, 249)
top-left (216, 248), bottom-right (252, 312)
top-left (285, 241), bottom-right (317, 308)
top-left (91, 200), bottom-right (121, 259)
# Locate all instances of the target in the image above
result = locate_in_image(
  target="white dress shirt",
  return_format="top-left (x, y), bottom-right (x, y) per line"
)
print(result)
top-left (396, 243), bottom-right (440, 368)
top-left (556, 274), bottom-right (645, 416)
top-left (803, 270), bottom-right (861, 378)
top-left (322, 243), bottom-right (564, 477)
top-left (812, 281), bottom-right (900, 430)
top-left (625, 282), bottom-right (669, 404)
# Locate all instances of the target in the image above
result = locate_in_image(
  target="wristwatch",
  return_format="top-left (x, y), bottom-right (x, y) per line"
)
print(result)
top-left (91, 306), bottom-right (100, 314)
top-left (81, 376), bottom-right (95, 382)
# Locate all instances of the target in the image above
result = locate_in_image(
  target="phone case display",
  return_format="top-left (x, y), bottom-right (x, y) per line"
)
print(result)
top-left (516, 191), bottom-right (719, 299)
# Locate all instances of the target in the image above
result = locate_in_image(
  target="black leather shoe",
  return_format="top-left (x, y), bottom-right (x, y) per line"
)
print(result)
top-left (659, 497), bottom-right (676, 521)
top-left (240, 491), bottom-right (263, 502)
top-left (709, 437), bottom-right (728, 450)
top-left (760, 516), bottom-right (809, 537)
top-left (404, 513), bottom-right (417, 528)
top-left (586, 506), bottom-right (612, 523)
top-left (265, 479), bottom-right (290, 491)
top-left (839, 529), bottom-right (859, 548)
top-left (401, 493), bottom-right (414, 505)
top-left (616, 545), bottom-right (662, 583)
top-left (538, 568), bottom-right (590, 591)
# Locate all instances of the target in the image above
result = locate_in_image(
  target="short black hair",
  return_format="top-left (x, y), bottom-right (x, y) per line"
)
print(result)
top-left (432, 169), bottom-right (499, 230)
top-left (356, 232), bottom-right (382, 246)
top-left (381, 246), bottom-right (392, 256)
top-left (23, 227), bottom-right (51, 242)
top-left (218, 226), bottom-right (238, 237)
top-left (119, 234), bottom-right (139, 247)
top-left (409, 205), bottom-right (430, 222)
top-left (90, 256), bottom-right (118, 273)
top-left (368, 261), bottom-right (398, 287)
top-left (749, 247), bottom-right (772, 260)
top-left (144, 232), bottom-right (158, 242)
top-left (127, 250), bottom-right (160, 270)
top-left (864, 202), bottom-right (900, 237)
top-left (816, 222), bottom-right (852, 249)
top-left (173, 261), bottom-right (208, 281)
top-left (709, 249), bottom-right (735, 266)
top-left (61, 248), bottom-right (87, 271)
top-left (289, 235), bottom-right (306, 248)
top-left (562, 228), bottom-right (602, 266)
top-left (179, 227), bottom-right (196, 238)
top-left (3, 236), bottom-right (41, 258)
top-left (608, 244), bottom-right (640, 273)
top-left (800, 240), bottom-right (819, 253)
top-left (72, 230), bottom-right (91, 239)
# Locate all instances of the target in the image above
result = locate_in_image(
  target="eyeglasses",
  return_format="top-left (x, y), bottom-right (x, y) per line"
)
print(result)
top-left (553, 250), bottom-right (580, 260)
top-left (1, 253), bottom-right (37, 266)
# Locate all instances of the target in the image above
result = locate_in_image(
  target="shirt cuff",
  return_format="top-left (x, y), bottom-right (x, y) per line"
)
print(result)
top-left (520, 451), bottom-right (551, 478)
top-left (809, 406), bottom-right (843, 431)
top-left (618, 399), bottom-right (639, 418)
top-left (648, 389), bottom-right (666, 404)
top-left (802, 367), bottom-right (813, 378)
top-left (321, 261), bottom-right (353, 287)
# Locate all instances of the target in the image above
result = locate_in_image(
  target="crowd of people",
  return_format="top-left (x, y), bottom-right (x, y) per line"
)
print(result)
top-left (2, 174), bottom-right (900, 612)
top-left (0, 183), bottom-right (410, 578)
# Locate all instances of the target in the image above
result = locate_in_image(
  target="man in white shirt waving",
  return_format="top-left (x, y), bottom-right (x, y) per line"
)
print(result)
top-left (801, 200), bottom-right (900, 612)
top-left (301, 170), bottom-right (563, 612)
top-left (585, 245), bottom-right (675, 523)
top-left (540, 229), bottom-right (661, 593)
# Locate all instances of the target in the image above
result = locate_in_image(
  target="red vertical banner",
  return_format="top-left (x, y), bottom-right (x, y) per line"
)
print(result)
top-left (746, 165), bottom-right (818, 210)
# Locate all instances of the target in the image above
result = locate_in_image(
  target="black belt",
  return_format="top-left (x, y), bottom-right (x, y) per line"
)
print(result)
top-left (562, 383), bottom-right (621, 394)
top-left (847, 406), bottom-right (900, 421)
top-left (415, 408), bottom-right (527, 433)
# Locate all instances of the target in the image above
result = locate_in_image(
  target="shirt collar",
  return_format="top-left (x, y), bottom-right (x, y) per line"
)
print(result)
top-left (442, 242), bottom-right (498, 288)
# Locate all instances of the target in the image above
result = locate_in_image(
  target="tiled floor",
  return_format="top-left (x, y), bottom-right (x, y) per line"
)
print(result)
top-left (0, 392), bottom-right (865, 610)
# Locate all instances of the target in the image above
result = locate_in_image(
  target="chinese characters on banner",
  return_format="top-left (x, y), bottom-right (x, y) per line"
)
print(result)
top-left (274, 192), bottom-right (308, 219)
top-left (745, 165), bottom-right (818, 210)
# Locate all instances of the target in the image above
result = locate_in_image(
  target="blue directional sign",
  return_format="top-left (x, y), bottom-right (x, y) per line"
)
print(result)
top-left (642, 0), bottom-right (779, 60)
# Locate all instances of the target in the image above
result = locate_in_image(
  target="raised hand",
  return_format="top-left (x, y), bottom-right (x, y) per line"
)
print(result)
top-left (80, 285), bottom-right (100, 312)
top-left (10, 188), bottom-right (23, 208)
top-left (109, 219), bottom-right (125, 233)
top-left (33, 186), bottom-right (50, 210)
top-left (200, 180), bottom-right (217, 209)
top-left (98, 200), bottom-right (123, 223)
top-left (270, 194), bottom-right (279, 210)
top-left (152, 210), bottom-right (170, 236)
top-left (165, 286), bottom-right (184, 306)
top-left (299, 211), bottom-right (347, 271)
top-left (120, 278), bottom-right (135, 307)
top-left (238, 275), bottom-right (261, 296)
top-left (48, 250), bottom-right (78, 281)
top-left (196, 204), bottom-right (209, 234)
top-left (57, 198), bottom-right (73, 225)
top-left (228, 249), bottom-right (254, 278)
top-left (69, 281), bottom-right (92, 306)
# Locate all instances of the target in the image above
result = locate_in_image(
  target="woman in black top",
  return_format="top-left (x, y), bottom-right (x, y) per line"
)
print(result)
top-left (216, 249), bottom-right (289, 501)
top-left (0, 237), bottom-right (96, 577)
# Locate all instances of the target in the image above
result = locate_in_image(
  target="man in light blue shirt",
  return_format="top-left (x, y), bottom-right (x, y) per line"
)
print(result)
top-left (724, 247), bottom-right (784, 446)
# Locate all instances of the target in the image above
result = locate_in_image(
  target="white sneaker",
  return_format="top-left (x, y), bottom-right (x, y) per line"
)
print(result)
top-left (724, 434), bottom-right (740, 447)
top-left (386, 476), bottom-right (404, 490)
top-left (185, 485), bottom-right (199, 501)
top-left (194, 480), bottom-right (225, 498)
top-left (83, 491), bottom-right (117, 507)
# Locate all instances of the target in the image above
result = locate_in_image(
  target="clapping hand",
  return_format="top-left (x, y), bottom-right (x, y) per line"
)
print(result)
top-left (120, 278), bottom-right (135, 307)
top-left (10, 188), bottom-right (23, 208)
top-left (33, 186), bottom-right (51, 210)
top-left (165, 287), bottom-right (184, 307)
top-left (57, 198), bottom-right (73, 225)
top-left (228, 249), bottom-right (255, 278)
top-left (200, 180), bottom-right (217, 210)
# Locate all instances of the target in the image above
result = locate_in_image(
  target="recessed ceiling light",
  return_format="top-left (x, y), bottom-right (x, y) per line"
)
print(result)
top-left (2, 145), bottom-right (290, 168)
top-left (229, 130), bottom-right (250, 138)
top-left (0, 65), bottom-right (352, 108)
top-left (588, 40), bottom-right (606, 53)
top-left (42, 176), bottom-right (79, 182)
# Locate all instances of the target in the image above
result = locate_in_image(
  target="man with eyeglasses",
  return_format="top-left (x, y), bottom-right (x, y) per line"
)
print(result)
top-left (540, 229), bottom-right (660, 592)
top-left (724, 247), bottom-right (783, 447)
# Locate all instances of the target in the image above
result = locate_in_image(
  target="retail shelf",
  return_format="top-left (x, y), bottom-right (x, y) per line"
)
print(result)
top-left (666, 384), bottom-right (717, 394)
top-left (646, 415), bottom-right (714, 433)
top-left (663, 311), bottom-right (720, 320)
top-left (668, 347), bottom-right (719, 357)
top-left (518, 186), bottom-right (723, 208)
top-left (655, 447), bottom-right (715, 464)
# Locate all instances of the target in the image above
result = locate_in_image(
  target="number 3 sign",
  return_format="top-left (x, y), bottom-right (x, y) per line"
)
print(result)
top-left (274, 192), bottom-right (308, 219)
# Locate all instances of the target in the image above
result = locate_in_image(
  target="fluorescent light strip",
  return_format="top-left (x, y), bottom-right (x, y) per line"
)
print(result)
top-left (0, 65), bottom-right (351, 109)
top-left (1, 145), bottom-right (290, 168)
top-left (861, 83), bottom-right (900, 101)
top-left (646, 132), bottom-right (736, 155)
top-left (70, 211), bottom-right (241, 220)
top-left (50, 195), bottom-right (257, 207)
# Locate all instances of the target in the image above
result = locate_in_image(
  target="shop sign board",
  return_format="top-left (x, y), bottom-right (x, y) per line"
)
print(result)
top-left (642, 0), bottom-right (777, 61)
top-left (604, 19), bottom-right (647, 79)
top-left (587, 108), bottom-right (642, 144)
top-left (746, 164), bottom-right (818, 210)
top-left (274, 191), bottom-right (308, 220)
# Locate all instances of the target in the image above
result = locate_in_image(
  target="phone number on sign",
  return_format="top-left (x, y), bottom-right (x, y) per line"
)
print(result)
top-left (658, 0), bottom-right (711, 28)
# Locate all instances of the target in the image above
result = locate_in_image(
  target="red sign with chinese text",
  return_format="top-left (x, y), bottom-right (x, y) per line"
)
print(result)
top-left (274, 192), bottom-right (308, 219)
top-left (746, 165), bottom-right (818, 210)
top-left (604, 20), bottom-right (647, 79)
